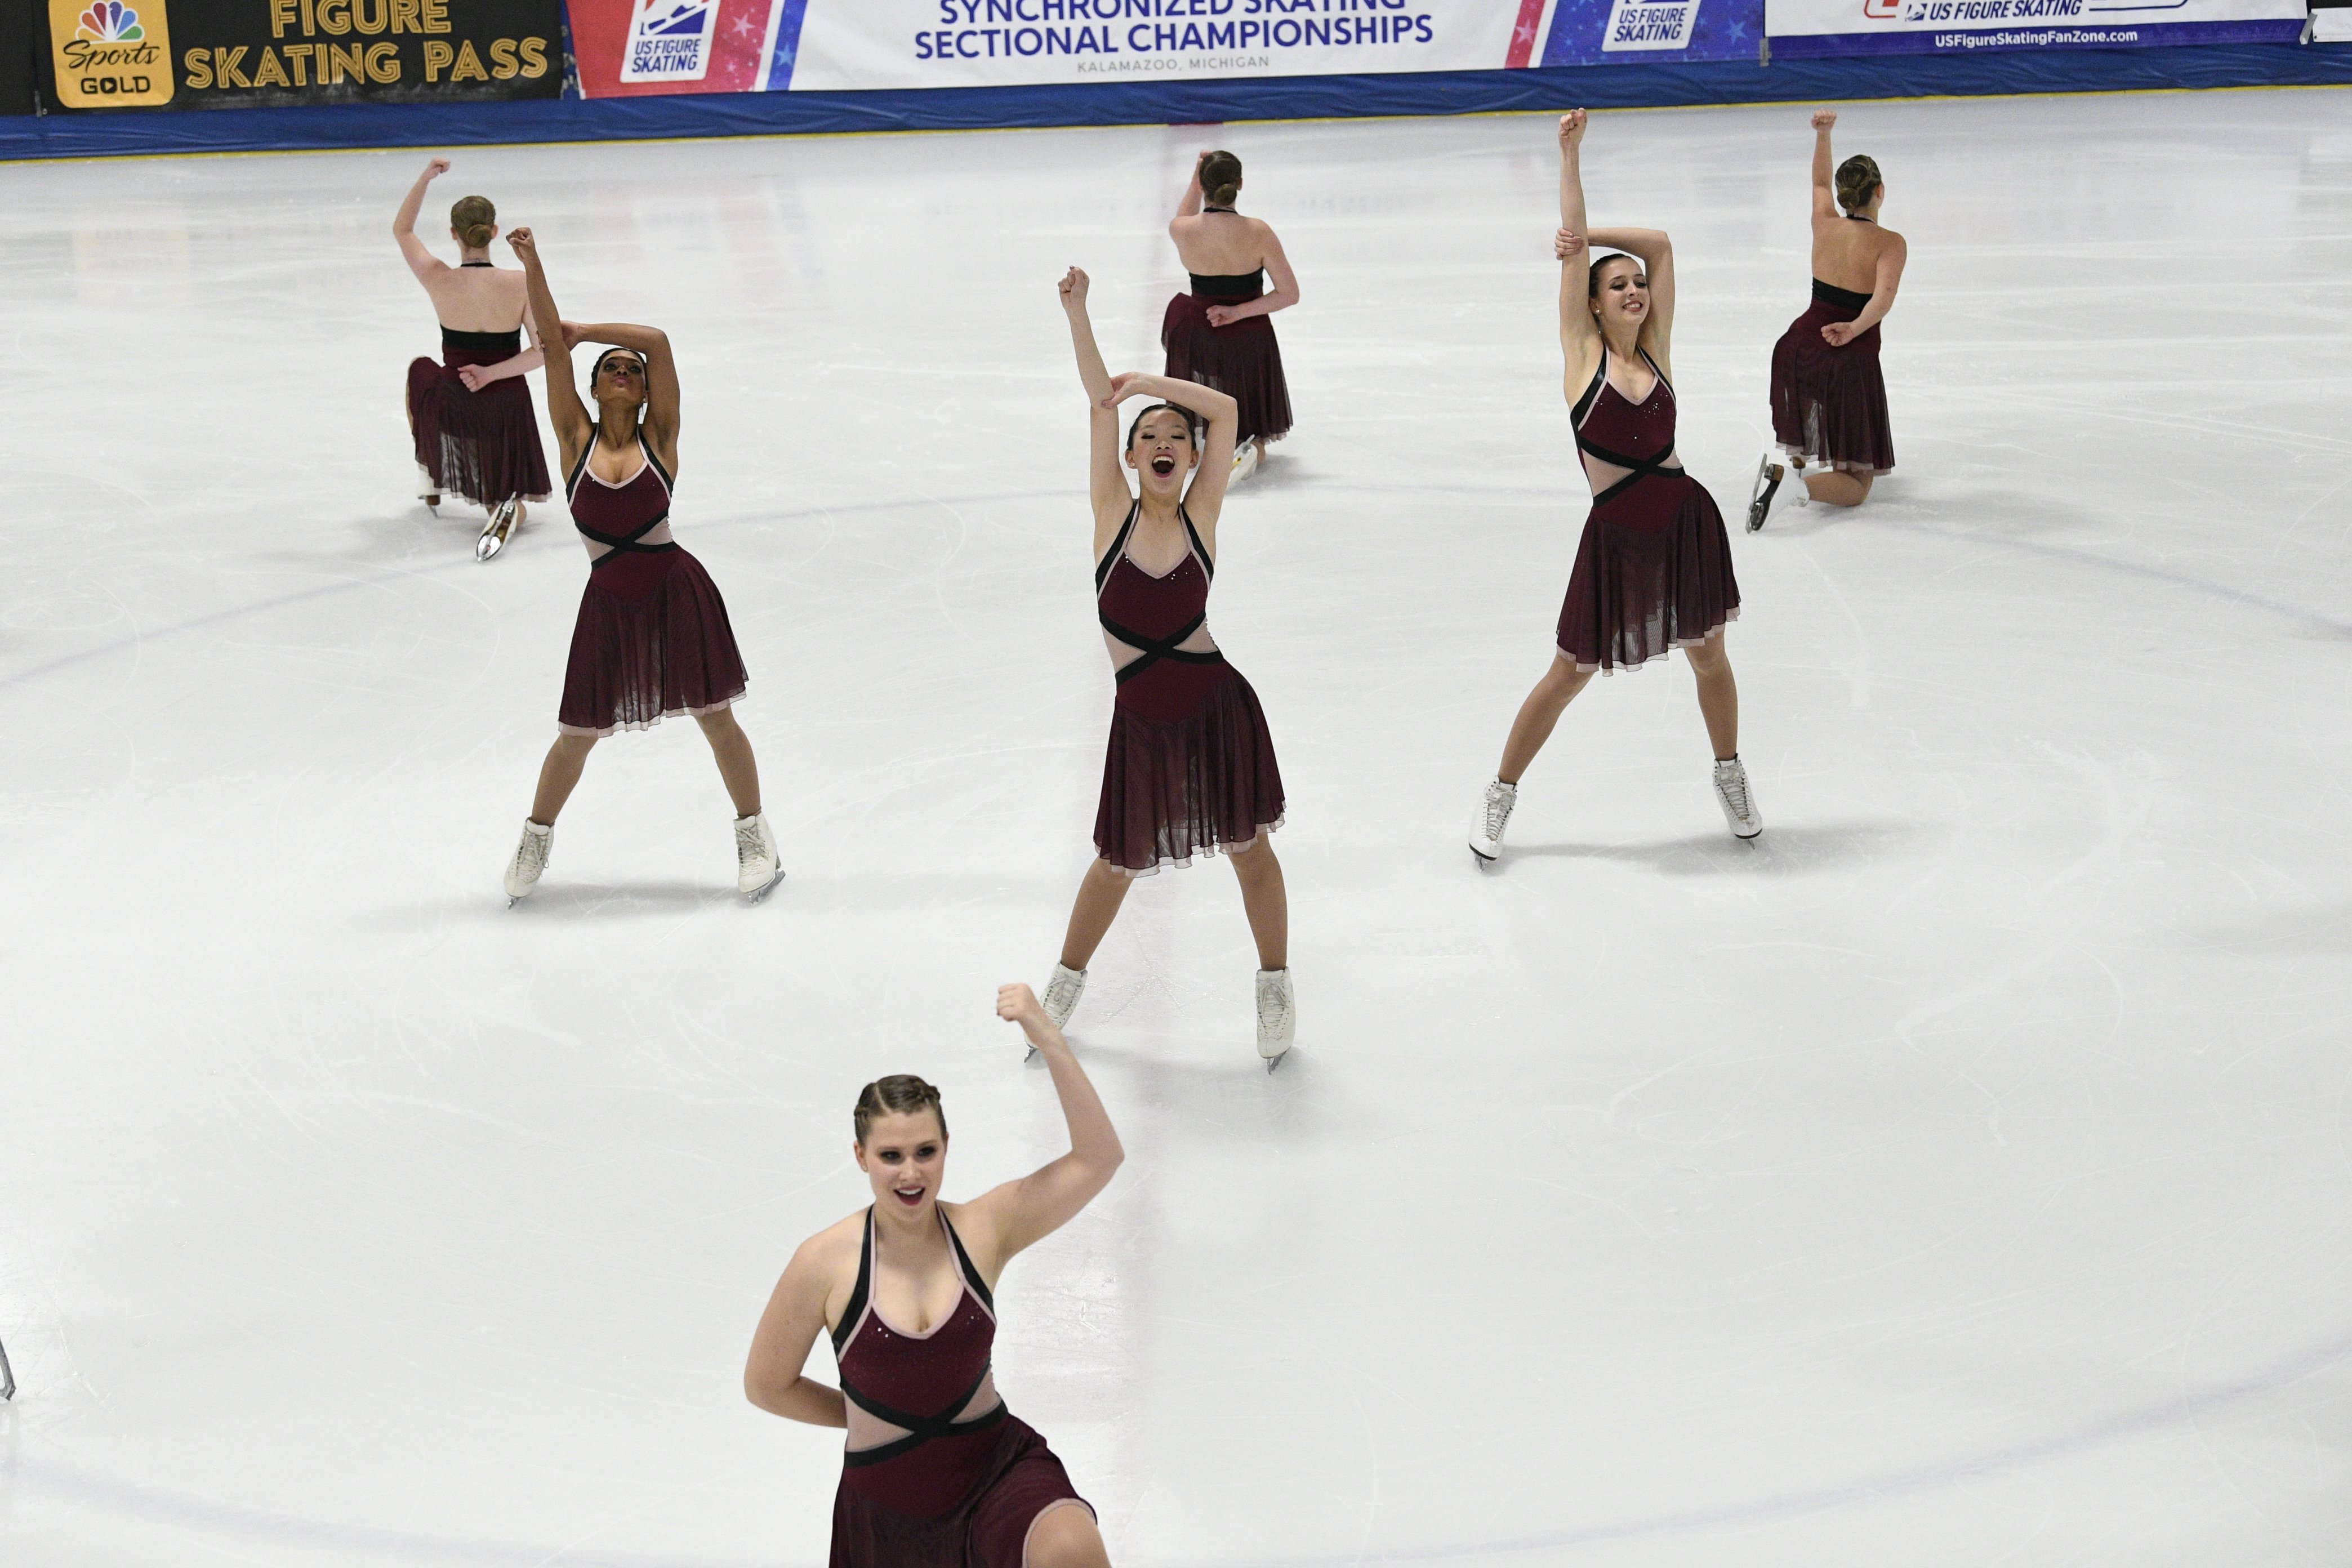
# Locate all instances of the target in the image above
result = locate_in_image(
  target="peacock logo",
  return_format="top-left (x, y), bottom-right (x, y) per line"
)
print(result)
top-left (75, 1), bottom-right (145, 41)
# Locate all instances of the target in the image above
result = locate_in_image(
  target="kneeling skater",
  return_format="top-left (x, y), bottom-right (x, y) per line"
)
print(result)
top-left (744, 985), bottom-right (1123, 1568)
top-left (1471, 112), bottom-right (1761, 865)
top-left (1044, 266), bottom-right (1295, 1070)
top-left (497, 226), bottom-right (779, 904)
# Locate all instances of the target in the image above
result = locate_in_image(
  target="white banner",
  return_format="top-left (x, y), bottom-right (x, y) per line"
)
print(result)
top-left (787, 1), bottom-right (1551, 91)
top-left (1765, 0), bottom-right (2300, 43)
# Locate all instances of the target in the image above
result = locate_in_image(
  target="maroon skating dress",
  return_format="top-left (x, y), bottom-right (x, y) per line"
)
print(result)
top-left (407, 315), bottom-right (553, 509)
top-left (1161, 265), bottom-right (1293, 448)
top-left (1093, 502), bottom-right (1285, 875)
top-left (830, 1206), bottom-right (1092, 1568)
top-left (1770, 277), bottom-right (1896, 476)
top-left (1556, 348), bottom-right (1741, 674)
top-left (555, 429), bottom-right (748, 737)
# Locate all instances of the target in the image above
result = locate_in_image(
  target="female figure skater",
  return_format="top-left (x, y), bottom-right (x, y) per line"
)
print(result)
top-left (497, 227), bottom-right (779, 905)
top-left (1468, 111), bottom-right (1759, 865)
top-left (1045, 267), bottom-right (1294, 1070)
top-left (1162, 149), bottom-right (1300, 483)
top-left (393, 158), bottom-right (551, 561)
top-left (1747, 110), bottom-right (1908, 528)
top-left (744, 983), bottom-right (1122, 1568)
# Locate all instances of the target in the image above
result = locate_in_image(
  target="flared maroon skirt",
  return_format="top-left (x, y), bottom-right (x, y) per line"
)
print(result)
top-left (556, 547), bottom-right (748, 737)
top-left (1094, 656), bottom-right (1285, 875)
top-left (1161, 292), bottom-right (1293, 447)
top-left (1556, 474), bottom-right (1741, 674)
top-left (1770, 300), bottom-right (1895, 475)
top-left (831, 1415), bottom-right (1092, 1568)
top-left (406, 346), bottom-right (552, 508)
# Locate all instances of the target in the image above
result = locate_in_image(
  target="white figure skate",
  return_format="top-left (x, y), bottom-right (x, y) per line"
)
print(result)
top-left (1256, 968), bottom-right (1295, 1072)
top-left (505, 819), bottom-right (553, 906)
top-left (1469, 778), bottom-right (1517, 866)
top-left (1713, 756), bottom-right (1763, 840)
top-left (734, 813), bottom-right (783, 901)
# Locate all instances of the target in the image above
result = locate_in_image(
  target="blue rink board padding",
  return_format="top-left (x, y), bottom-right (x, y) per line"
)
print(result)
top-left (4, 44), bottom-right (2349, 161)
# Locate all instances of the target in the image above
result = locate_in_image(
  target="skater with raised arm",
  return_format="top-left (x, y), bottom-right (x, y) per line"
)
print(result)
top-left (393, 158), bottom-right (550, 560)
top-left (743, 984), bottom-right (1123, 1567)
top-left (1162, 149), bottom-right (1300, 483)
top-left (1043, 267), bottom-right (1295, 1070)
top-left (1747, 110), bottom-right (1908, 528)
top-left (1469, 111), bottom-right (1759, 866)
top-left (496, 226), bottom-right (779, 906)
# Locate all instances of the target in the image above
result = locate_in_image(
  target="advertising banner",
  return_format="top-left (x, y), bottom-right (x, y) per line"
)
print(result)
top-left (44, 0), bottom-right (560, 110)
top-left (1765, 0), bottom-right (2303, 56)
top-left (574, 0), bottom-right (1767, 98)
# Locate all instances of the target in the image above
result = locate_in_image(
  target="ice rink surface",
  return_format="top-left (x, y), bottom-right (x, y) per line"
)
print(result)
top-left (3, 85), bottom-right (2350, 1566)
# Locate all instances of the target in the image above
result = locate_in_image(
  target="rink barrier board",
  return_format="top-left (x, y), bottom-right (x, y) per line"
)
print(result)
top-left (5, 43), bottom-right (2351, 160)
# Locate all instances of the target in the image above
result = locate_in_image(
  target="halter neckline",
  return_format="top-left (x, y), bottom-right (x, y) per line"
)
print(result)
top-left (1845, 213), bottom-right (1875, 224)
top-left (1202, 205), bottom-right (1236, 214)
top-left (460, 260), bottom-right (495, 267)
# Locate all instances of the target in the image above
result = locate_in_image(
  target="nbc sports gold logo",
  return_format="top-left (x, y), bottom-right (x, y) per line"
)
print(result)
top-left (51, 0), bottom-right (176, 106)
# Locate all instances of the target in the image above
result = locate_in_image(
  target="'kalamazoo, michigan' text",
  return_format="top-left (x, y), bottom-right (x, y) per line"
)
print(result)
top-left (917, 0), bottom-right (1435, 59)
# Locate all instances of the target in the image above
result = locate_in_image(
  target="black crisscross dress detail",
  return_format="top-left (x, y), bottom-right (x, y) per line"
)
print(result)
top-left (553, 426), bottom-right (748, 737)
top-left (826, 1207), bottom-right (1092, 1566)
top-left (1551, 346), bottom-right (1741, 674)
top-left (1095, 501), bottom-right (1225, 687)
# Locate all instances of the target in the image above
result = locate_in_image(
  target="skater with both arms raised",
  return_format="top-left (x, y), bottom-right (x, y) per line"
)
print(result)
top-left (1044, 266), bottom-right (1296, 1070)
top-left (497, 226), bottom-right (781, 905)
top-left (393, 158), bottom-right (551, 562)
top-left (744, 984), bottom-right (1122, 1568)
top-left (1470, 111), bottom-right (1761, 865)
top-left (1162, 149), bottom-right (1299, 483)
top-left (1748, 109), bottom-right (1906, 529)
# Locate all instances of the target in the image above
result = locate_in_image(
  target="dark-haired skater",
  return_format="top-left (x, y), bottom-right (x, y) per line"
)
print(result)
top-left (1469, 110), bottom-right (1760, 865)
top-left (1044, 266), bottom-right (1294, 1071)
top-left (744, 983), bottom-right (1123, 1568)
top-left (1747, 109), bottom-right (1907, 528)
top-left (393, 157), bottom-right (550, 560)
top-left (1163, 148), bottom-right (1299, 483)
top-left (496, 226), bottom-right (779, 906)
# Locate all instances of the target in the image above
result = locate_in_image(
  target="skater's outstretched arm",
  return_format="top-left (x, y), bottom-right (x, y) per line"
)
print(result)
top-left (743, 1228), bottom-right (853, 1428)
top-left (506, 229), bottom-right (593, 473)
top-left (569, 322), bottom-right (681, 474)
top-left (958, 985), bottom-right (1125, 1281)
top-left (1061, 268), bottom-right (1131, 542)
top-left (1111, 369), bottom-right (1237, 534)
top-left (393, 157), bottom-right (451, 283)
top-left (1170, 149), bottom-right (1208, 224)
top-left (1810, 109), bottom-right (1840, 222)
top-left (1555, 111), bottom-right (1601, 401)
top-left (1585, 226), bottom-right (1676, 376)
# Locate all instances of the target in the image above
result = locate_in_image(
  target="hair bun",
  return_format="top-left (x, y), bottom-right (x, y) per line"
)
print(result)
top-left (448, 194), bottom-right (497, 251)
top-left (1200, 150), bottom-right (1244, 208)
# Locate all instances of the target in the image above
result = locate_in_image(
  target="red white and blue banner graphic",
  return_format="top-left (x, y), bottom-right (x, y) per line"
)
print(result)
top-left (566, 0), bottom-right (1763, 99)
top-left (1763, 0), bottom-right (2304, 55)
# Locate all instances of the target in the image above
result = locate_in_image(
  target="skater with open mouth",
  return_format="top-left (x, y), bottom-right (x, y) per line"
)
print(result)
top-left (743, 984), bottom-right (1123, 1568)
top-left (1042, 266), bottom-right (1295, 1071)
top-left (393, 159), bottom-right (550, 561)
top-left (1468, 111), bottom-right (1759, 866)
top-left (496, 226), bottom-right (779, 906)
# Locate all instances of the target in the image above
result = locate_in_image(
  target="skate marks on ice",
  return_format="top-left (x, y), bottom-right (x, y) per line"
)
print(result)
top-left (1489, 816), bottom-right (1919, 875)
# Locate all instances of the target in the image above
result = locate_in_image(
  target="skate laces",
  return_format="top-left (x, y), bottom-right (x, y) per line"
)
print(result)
top-left (734, 817), bottom-right (765, 865)
top-left (1482, 782), bottom-right (1517, 838)
top-left (513, 828), bottom-right (548, 875)
top-left (1256, 973), bottom-right (1291, 1032)
top-left (1714, 763), bottom-right (1752, 817)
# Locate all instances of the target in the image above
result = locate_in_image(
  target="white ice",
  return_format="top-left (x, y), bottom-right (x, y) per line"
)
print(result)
top-left (2, 87), bottom-right (2350, 1567)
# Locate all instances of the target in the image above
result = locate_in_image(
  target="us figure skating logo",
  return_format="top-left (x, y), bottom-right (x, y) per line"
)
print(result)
top-left (76, 0), bottom-right (145, 40)
top-left (620, 0), bottom-right (715, 82)
top-left (1601, 0), bottom-right (1703, 51)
